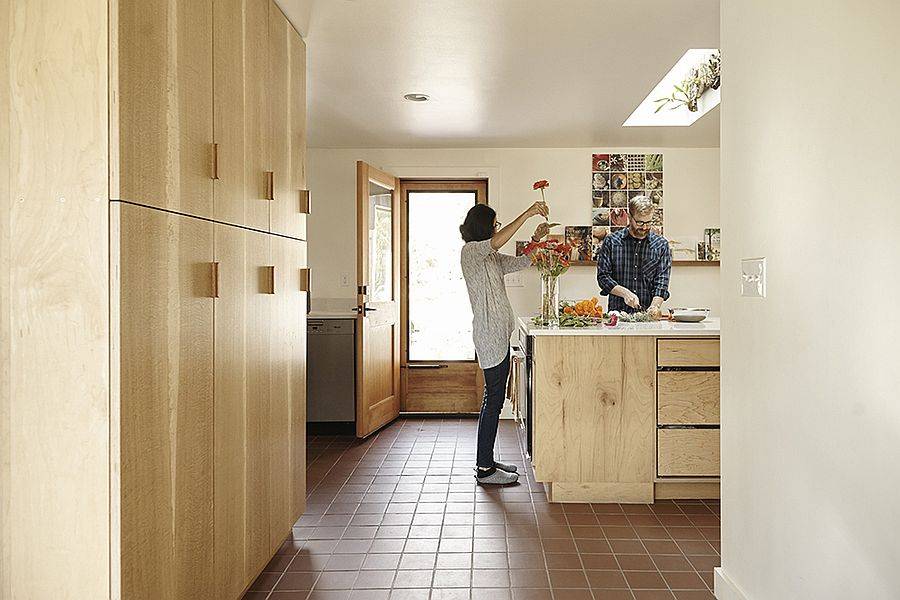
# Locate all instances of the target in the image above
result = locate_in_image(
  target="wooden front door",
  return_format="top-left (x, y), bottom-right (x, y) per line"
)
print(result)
top-left (355, 161), bottom-right (401, 437)
top-left (399, 180), bottom-right (488, 413)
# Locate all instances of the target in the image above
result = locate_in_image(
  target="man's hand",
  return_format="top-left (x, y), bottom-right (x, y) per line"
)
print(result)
top-left (526, 201), bottom-right (549, 219)
top-left (647, 305), bottom-right (662, 320)
top-left (532, 222), bottom-right (551, 241)
top-left (622, 289), bottom-right (641, 309)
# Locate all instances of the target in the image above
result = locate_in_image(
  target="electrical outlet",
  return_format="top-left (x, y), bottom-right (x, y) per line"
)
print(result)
top-left (340, 272), bottom-right (351, 287)
top-left (741, 257), bottom-right (766, 298)
top-left (505, 272), bottom-right (524, 287)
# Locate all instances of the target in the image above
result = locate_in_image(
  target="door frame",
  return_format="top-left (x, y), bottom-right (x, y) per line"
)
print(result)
top-left (399, 179), bottom-right (488, 413)
top-left (355, 161), bottom-right (401, 438)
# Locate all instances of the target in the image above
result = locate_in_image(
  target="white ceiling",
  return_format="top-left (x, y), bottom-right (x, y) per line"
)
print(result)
top-left (292, 0), bottom-right (720, 148)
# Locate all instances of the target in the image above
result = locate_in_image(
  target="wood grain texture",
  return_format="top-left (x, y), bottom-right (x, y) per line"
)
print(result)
top-left (0, 2), bottom-right (11, 595)
top-left (403, 364), bottom-right (482, 413)
top-left (269, 235), bottom-right (294, 552)
top-left (213, 223), bottom-right (248, 600)
top-left (118, 205), bottom-right (215, 600)
top-left (244, 0), bottom-right (271, 231)
top-left (291, 242), bottom-right (308, 523)
top-left (3, 1), bottom-right (110, 597)
top-left (245, 229), bottom-right (272, 576)
top-left (657, 429), bottom-right (720, 477)
top-left (657, 338), bottom-right (720, 367)
top-left (532, 336), bottom-right (655, 487)
top-left (548, 482), bottom-right (653, 504)
top-left (117, 0), bottom-right (214, 216)
top-left (356, 163), bottom-right (401, 437)
top-left (654, 480), bottom-right (720, 500)
top-left (289, 30), bottom-right (308, 238)
top-left (213, 0), bottom-right (252, 228)
top-left (658, 371), bottom-right (720, 425)
top-left (268, 1), bottom-right (295, 238)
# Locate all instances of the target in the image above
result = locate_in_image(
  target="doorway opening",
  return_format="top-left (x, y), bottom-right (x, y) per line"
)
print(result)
top-left (399, 179), bottom-right (488, 413)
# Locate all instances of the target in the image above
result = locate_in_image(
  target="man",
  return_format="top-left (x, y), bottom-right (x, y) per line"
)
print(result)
top-left (596, 196), bottom-right (672, 318)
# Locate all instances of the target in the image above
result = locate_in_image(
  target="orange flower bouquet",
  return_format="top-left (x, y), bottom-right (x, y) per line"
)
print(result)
top-left (524, 233), bottom-right (570, 327)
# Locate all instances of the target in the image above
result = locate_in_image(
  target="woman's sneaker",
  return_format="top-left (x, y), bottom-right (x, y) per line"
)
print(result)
top-left (474, 467), bottom-right (518, 485)
top-left (494, 461), bottom-right (518, 473)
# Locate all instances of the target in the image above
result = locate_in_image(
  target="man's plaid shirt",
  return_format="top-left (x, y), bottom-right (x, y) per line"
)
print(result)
top-left (596, 228), bottom-right (672, 313)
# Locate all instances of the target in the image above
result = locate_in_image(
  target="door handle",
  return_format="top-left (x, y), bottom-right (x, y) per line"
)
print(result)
top-left (265, 171), bottom-right (274, 200)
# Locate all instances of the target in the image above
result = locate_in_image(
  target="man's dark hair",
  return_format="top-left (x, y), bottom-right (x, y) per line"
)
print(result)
top-left (459, 204), bottom-right (496, 242)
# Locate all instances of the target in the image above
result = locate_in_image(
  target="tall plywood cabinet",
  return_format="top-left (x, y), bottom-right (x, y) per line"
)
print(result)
top-left (1, 1), bottom-right (308, 599)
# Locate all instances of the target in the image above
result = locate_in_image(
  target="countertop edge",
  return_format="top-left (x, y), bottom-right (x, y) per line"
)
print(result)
top-left (517, 316), bottom-right (720, 337)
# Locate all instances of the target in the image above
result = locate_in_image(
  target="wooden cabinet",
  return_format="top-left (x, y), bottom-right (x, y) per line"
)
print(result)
top-left (657, 338), bottom-right (720, 368)
top-left (658, 429), bottom-right (721, 476)
top-left (119, 0), bottom-right (308, 239)
top-left (656, 338), bottom-right (720, 481)
top-left (117, 0), bottom-right (214, 216)
top-left (116, 204), bottom-right (215, 600)
top-left (657, 371), bottom-right (720, 425)
top-left (115, 205), bottom-right (306, 600)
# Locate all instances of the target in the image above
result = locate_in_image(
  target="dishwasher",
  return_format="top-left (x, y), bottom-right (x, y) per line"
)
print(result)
top-left (306, 319), bottom-right (356, 424)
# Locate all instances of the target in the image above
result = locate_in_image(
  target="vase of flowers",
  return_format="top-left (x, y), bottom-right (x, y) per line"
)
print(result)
top-left (524, 238), bottom-right (570, 327)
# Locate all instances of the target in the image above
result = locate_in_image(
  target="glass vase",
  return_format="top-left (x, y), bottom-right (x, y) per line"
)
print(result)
top-left (540, 273), bottom-right (560, 327)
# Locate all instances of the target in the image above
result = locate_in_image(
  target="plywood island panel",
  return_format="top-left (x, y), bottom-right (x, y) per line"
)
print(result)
top-left (532, 336), bottom-right (656, 503)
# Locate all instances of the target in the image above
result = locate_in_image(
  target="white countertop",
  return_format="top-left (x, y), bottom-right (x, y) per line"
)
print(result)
top-left (519, 316), bottom-right (720, 337)
top-left (308, 311), bottom-right (357, 320)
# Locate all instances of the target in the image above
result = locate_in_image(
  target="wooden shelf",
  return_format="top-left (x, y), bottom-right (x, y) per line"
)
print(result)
top-left (568, 260), bottom-right (720, 267)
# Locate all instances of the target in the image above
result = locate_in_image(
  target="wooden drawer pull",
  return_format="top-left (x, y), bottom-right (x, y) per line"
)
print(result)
top-left (265, 171), bottom-right (274, 200)
top-left (264, 265), bottom-right (275, 294)
top-left (300, 267), bottom-right (311, 293)
top-left (299, 190), bottom-right (310, 214)
top-left (211, 143), bottom-right (219, 180)
top-left (211, 262), bottom-right (219, 298)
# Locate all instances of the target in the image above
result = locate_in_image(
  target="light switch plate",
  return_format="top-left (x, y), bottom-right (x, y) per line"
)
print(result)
top-left (741, 257), bottom-right (766, 298)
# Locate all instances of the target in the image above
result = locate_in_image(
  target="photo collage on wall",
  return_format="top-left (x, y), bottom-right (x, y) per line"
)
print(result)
top-left (514, 152), bottom-right (664, 263)
top-left (591, 153), bottom-right (664, 260)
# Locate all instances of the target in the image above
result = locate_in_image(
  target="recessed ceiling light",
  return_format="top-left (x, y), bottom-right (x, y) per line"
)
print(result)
top-left (403, 93), bottom-right (430, 102)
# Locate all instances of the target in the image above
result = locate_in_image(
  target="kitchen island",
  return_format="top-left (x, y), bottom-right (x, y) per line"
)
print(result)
top-left (517, 317), bottom-right (720, 503)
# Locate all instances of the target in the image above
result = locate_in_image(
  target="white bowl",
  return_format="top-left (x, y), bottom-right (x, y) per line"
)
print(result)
top-left (670, 307), bottom-right (710, 322)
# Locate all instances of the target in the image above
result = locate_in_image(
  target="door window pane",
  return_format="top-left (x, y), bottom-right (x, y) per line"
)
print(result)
top-left (408, 192), bottom-right (477, 361)
top-left (368, 183), bottom-right (392, 302)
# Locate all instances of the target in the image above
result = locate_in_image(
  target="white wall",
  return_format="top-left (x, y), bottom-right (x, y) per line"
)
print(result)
top-left (308, 147), bottom-right (720, 316)
top-left (718, 1), bottom-right (900, 599)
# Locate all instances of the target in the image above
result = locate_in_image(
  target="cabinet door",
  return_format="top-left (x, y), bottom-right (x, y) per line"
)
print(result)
top-left (245, 229), bottom-right (274, 575)
top-left (213, 0), bottom-right (252, 228)
top-left (117, 0), bottom-right (214, 217)
top-left (244, 0), bottom-right (272, 231)
top-left (268, 1), bottom-right (297, 238)
top-left (290, 30), bottom-right (309, 240)
top-left (269, 236), bottom-right (307, 549)
top-left (213, 224), bottom-right (249, 599)
top-left (292, 242), bottom-right (308, 522)
top-left (118, 204), bottom-right (215, 600)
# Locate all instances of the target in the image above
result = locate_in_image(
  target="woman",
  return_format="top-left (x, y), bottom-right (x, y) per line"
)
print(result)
top-left (460, 201), bottom-right (549, 485)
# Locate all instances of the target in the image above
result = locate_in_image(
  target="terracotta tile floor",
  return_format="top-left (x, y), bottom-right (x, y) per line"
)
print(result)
top-left (243, 417), bottom-right (720, 600)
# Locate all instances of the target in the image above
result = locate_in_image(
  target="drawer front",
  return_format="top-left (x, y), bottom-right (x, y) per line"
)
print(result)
top-left (658, 371), bottom-right (720, 425)
top-left (658, 429), bottom-right (720, 476)
top-left (657, 338), bottom-right (720, 368)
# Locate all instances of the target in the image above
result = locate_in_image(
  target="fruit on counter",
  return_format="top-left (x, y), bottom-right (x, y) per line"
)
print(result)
top-left (560, 297), bottom-right (604, 318)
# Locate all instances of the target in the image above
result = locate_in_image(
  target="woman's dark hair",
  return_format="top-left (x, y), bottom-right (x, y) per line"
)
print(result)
top-left (459, 204), bottom-right (496, 242)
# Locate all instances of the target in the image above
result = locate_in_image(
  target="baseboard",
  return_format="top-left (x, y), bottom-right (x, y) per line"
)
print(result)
top-left (714, 567), bottom-right (749, 600)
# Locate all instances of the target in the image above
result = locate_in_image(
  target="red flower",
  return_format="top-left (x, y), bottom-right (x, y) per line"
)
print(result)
top-left (533, 180), bottom-right (549, 190)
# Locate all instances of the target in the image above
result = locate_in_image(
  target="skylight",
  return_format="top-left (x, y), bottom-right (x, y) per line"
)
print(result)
top-left (623, 49), bottom-right (720, 127)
